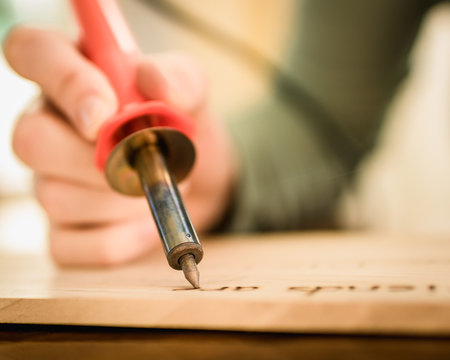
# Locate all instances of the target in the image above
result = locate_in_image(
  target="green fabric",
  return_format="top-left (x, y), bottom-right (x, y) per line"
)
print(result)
top-left (0, 1), bottom-right (15, 42)
top-left (222, 0), bottom-right (440, 232)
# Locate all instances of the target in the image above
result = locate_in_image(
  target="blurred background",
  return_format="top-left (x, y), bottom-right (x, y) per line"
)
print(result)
top-left (0, 0), bottom-right (449, 255)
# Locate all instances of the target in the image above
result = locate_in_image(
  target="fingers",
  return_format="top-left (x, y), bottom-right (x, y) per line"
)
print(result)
top-left (3, 26), bottom-right (207, 139)
top-left (49, 219), bottom-right (160, 266)
top-left (137, 52), bottom-right (207, 114)
top-left (5, 26), bottom-right (220, 267)
top-left (34, 176), bottom-right (148, 226)
top-left (3, 26), bottom-right (117, 140)
top-left (12, 99), bottom-right (109, 189)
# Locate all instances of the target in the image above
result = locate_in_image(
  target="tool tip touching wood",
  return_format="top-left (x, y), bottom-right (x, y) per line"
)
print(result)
top-left (71, 0), bottom-right (203, 288)
top-left (180, 254), bottom-right (200, 289)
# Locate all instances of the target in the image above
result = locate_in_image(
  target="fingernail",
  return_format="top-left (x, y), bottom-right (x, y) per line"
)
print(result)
top-left (78, 95), bottom-right (113, 139)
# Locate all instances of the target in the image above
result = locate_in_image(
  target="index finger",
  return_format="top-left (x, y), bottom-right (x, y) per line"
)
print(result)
top-left (3, 26), bottom-right (118, 140)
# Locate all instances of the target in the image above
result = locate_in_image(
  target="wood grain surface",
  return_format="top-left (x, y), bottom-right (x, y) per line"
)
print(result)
top-left (0, 231), bottom-right (449, 335)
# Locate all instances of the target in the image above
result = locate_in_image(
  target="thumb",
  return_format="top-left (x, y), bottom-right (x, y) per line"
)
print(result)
top-left (3, 27), bottom-right (117, 140)
top-left (136, 52), bottom-right (207, 114)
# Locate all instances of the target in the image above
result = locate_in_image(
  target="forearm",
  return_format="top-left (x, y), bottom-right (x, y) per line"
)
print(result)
top-left (219, 0), bottom-right (435, 232)
top-left (224, 96), bottom-right (346, 232)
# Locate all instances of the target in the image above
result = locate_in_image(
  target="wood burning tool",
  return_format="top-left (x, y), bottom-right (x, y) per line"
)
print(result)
top-left (71, 0), bottom-right (202, 288)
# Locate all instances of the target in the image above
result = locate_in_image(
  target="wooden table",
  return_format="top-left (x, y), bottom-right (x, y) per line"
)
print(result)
top-left (1, 324), bottom-right (449, 360)
top-left (1, 231), bottom-right (449, 358)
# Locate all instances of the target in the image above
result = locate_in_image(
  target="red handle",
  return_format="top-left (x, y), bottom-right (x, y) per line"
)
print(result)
top-left (70, 0), bottom-right (196, 171)
top-left (71, 0), bottom-right (144, 109)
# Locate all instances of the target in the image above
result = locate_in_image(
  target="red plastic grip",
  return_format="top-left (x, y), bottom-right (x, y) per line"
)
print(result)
top-left (70, 0), bottom-right (195, 170)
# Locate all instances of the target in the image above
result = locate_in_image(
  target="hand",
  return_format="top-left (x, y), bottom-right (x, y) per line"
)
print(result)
top-left (3, 26), bottom-right (236, 266)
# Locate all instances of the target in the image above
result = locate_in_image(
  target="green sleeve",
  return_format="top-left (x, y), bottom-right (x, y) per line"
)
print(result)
top-left (0, 1), bottom-right (15, 41)
top-left (220, 0), bottom-right (436, 232)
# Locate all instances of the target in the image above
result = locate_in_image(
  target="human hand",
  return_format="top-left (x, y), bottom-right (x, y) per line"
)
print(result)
top-left (3, 27), bottom-right (236, 265)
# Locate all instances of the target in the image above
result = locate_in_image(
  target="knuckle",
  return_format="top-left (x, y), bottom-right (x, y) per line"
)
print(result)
top-left (34, 179), bottom-right (66, 221)
top-left (172, 51), bottom-right (205, 81)
top-left (12, 112), bottom-right (40, 166)
top-left (48, 237), bottom-right (65, 265)
top-left (96, 238), bottom-right (129, 266)
top-left (48, 230), bottom-right (69, 266)
top-left (50, 231), bottom-right (128, 267)
top-left (4, 26), bottom-right (44, 68)
top-left (54, 66), bottom-right (84, 100)
top-left (49, 221), bottom-right (153, 266)
top-left (3, 26), bottom-right (26, 62)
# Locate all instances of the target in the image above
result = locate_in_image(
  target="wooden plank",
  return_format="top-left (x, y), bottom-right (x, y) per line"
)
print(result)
top-left (0, 232), bottom-right (449, 334)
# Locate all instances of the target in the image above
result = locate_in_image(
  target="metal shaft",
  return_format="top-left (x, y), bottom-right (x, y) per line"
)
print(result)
top-left (133, 142), bottom-right (203, 288)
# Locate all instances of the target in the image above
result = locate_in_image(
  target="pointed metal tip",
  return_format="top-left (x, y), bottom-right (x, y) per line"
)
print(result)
top-left (186, 272), bottom-right (200, 289)
top-left (180, 254), bottom-right (200, 289)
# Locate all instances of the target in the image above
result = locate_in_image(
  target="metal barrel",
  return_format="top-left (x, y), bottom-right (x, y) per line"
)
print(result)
top-left (134, 143), bottom-right (203, 270)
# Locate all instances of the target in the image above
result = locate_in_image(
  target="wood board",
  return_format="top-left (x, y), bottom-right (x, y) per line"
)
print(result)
top-left (0, 231), bottom-right (449, 335)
